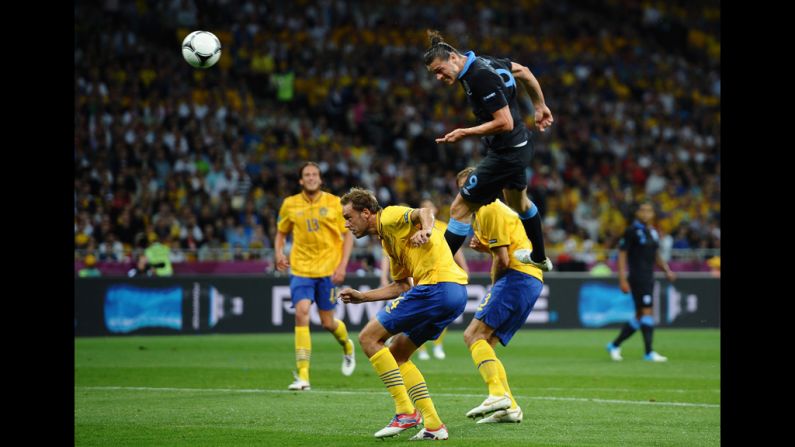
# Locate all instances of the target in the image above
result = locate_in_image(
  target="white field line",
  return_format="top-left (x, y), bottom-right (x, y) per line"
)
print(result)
top-left (79, 386), bottom-right (719, 409)
top-left (442, 386), bottom-right (720, 394)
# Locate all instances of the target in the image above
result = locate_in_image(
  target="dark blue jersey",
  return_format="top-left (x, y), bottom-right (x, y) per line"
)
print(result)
top-left (618, 220), bottom-right (660, 285)
top-left (457, 51), bottom-right (530, 151)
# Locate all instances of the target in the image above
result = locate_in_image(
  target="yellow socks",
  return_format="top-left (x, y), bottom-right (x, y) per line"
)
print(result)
top-left (469, 339), bottom-right (506, 397)
top-left (295, 326), bottom-right (311, 382)
top-left (495, 358), bottom-right (517, 409)
top-left (399, 361), bottom-right (443, 430)
top-left (433, 328), bottom-right (447, 346)
top-left (370, 347), bottom-right (414, 415)
top-left (330, 319), bottom-right (353, 355)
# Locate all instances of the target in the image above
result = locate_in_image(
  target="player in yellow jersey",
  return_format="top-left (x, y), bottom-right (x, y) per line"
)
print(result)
top-left (275, 162), bottom-right (355, 391)
top-left (338, 187), bottom-right (468, 441)
top-left (457, 167), bottom-right (544, 424)
top-left (417, 198), bottom-right (470, 361)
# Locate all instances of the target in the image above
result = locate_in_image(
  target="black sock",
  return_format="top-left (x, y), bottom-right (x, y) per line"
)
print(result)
top-left (613, 322), bottom-right (637, 347)
top-left (640, 324), bottom-right (654, 354)
top-left (444, 229), bottom-right (466, 254)
top-left (521, 214), bottom-right (547, 262)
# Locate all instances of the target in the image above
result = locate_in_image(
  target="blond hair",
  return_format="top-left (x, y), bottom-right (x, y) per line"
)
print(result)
top-left (340, 187), bottom-right (381, 213)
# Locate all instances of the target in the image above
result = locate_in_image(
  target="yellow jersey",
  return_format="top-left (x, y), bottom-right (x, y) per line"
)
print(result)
top-left (472, 199), bottom-right (543, 282)
top-left (377, 206), bottom-right (468, 286)
top-left (277, 191), bottom-right (347, 277)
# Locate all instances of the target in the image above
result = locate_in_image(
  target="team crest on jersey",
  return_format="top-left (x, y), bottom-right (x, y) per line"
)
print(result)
top-left (319, 207), bottom-right (328, 216)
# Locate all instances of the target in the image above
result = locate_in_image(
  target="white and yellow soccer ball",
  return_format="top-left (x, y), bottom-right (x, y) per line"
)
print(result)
top-left (181, 31), bottom-right (221, 69)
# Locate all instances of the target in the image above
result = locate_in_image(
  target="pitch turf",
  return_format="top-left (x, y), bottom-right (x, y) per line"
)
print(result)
top-left (75, 329), bottom-right (719, 446)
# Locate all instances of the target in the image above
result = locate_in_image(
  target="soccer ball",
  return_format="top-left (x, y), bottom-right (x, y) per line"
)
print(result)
top-left (181, 31), bottom-right (221, 69)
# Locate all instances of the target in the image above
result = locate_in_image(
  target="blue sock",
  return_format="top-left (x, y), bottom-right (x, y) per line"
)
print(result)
top-left (518, 203), bottom-right (546, 261)
top-left (444, 218), bottom-right (471, 254)
top-left (613, 319), bottom-right (640, 346)
top-left (640, 315), bottom-right (654, 354)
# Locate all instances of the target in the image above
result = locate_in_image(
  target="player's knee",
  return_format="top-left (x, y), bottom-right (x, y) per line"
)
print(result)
top-left (358, 330), bottom-right (378, 354)
top-left (358, 330), bottom-right (370, 345)
top-left (463, 327), bottom-right (486, 347)
top-left (449, 202), bottom-right (465, 219)
top-left (321, 320), bottom-right (336, 331)
top-left (294, 308), bottom-right (310, 325)
top-left (450, 197), bottom-right (473, 220)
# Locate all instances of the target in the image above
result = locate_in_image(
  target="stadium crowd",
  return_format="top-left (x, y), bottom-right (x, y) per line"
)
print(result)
top-left (74, 0), bottom-right (720, 271)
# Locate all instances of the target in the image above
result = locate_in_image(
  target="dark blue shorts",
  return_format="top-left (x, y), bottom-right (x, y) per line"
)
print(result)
top-left (377, 282), bottom-right (467, 347)
top-left (289, 275), bottom-right (337, 311)
top-left (474, 269), bottom-right (543, 346)
top-left (630, 281), bottom-right (654, 310)
top-left (460, 144), bottom-right (534, 204)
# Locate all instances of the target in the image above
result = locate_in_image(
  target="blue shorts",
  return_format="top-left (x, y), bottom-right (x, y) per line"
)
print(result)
top-left (474, 269), bottom-right (542, 346)
top-left (377, 282), bottom-right (467, 347)
top-left (289, 275), bottom-right (337, 311)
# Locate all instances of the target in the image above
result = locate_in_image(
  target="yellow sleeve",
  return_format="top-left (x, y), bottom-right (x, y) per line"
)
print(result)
top-left (276, 197), bottom-right (293, 234)
top-left (335, 200), bottom-right (347, 234)
top-left (478, 206), bottom-right (511, 249)
top-left (381, 206), bottom-right (414, 233)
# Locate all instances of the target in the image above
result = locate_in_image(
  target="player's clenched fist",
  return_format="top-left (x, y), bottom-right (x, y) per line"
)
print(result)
top-left (338, 288), bottom-right (366, 304)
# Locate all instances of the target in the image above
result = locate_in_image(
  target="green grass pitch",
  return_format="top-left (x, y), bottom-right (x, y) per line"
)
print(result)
top-left (75, 329), bottom-right (719, 446)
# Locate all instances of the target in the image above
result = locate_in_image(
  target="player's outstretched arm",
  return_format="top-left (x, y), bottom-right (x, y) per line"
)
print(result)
top-left (511, 62), bottom-right (554, 131)
top-left (339, 277), bottom-right (413, 303)
top-left (435, 106), bottom-right (513, 143)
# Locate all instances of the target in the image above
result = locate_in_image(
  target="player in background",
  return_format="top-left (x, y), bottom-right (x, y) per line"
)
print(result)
top-left (423, 29), bottom-right (553, 272)
top-left (606, 200), bottom-right (676, 362)
top-left (380, 198), bottom-right (469, 360)
top-left (456, 167), bottom-right (543, 423)
top-left (275, 162), bottom-right (355, 390)
top-left (338, 188), bottom-right (468, 440)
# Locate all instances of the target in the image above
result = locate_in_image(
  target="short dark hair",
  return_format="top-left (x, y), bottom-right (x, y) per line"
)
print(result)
top-left (298, 161), bottom-right (321, 178)
top-left (423, 29), bottom-right (462, 66)
top-left (634, 199), bottom-right (655, 215)
top-left (340, 187), bottom-right (381, 213)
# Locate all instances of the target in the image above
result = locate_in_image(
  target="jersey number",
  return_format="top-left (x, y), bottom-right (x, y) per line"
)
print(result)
top-left (306, 218), bottom-right (320, 232)
top-left (477, 292), bottom-right (492, 312)
top-left (495, 68), bottom-right (516, 88)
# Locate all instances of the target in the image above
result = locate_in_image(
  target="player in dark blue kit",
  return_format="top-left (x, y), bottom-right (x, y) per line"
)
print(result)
top-left (423, 30), bottom-right (554, 272)
top-left (606, 200), bottom-right (676, 362)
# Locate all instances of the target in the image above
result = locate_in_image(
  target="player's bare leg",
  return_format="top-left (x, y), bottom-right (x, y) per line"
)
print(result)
top-left (319, 309), bottom-right (356, 375)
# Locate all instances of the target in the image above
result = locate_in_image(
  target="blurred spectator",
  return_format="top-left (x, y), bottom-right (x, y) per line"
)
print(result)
top-left (589, 253), bottom-right (613, 277)
top-left (144, 233), bottom-right (174, 276)
top-left (707, 256), bottom-right (720, 278)
top-left (74, 0), bottom-right (719, 269)
top-left (78, 254), bottom-right (102, 277)
top-left (127, 253), bottom-right (154, 277)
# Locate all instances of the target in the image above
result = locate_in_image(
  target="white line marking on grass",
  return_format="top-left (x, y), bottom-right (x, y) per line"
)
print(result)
top-left (80, 386), bottom-right (719, 408)
top-left (442, 386), bottom-right (720, 394)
